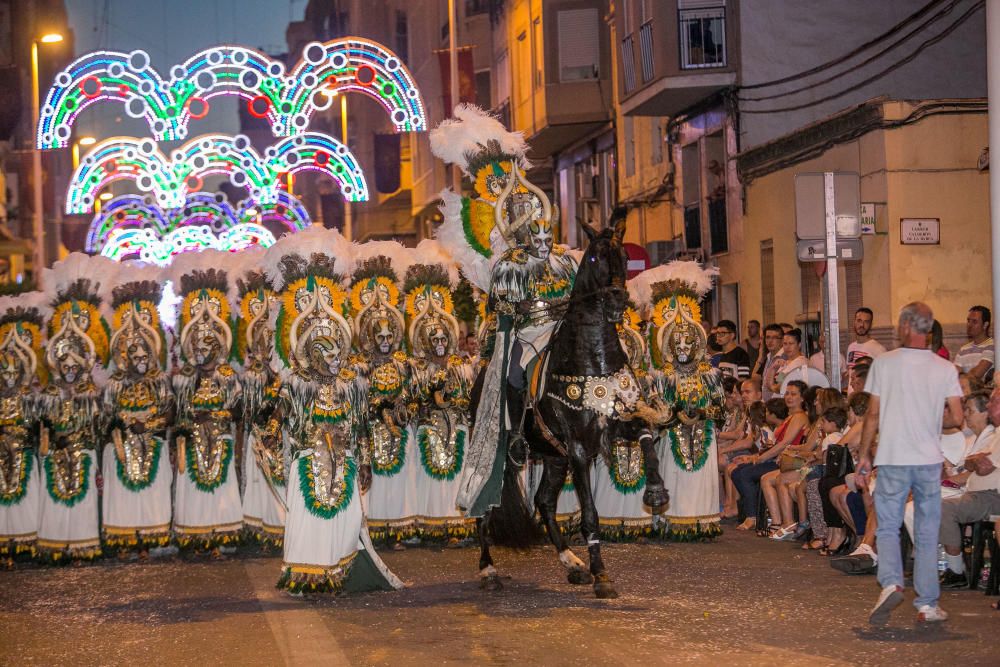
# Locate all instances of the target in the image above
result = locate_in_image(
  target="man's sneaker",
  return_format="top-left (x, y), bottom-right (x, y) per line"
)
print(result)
top-left (869, 585), bottom-right (905, 626)
top-left (916, 604), bottom-right (949, 623)
top-left (831, 543), bottom-right (878, 575)
top-left (939, 569), bottom-right (969, 590)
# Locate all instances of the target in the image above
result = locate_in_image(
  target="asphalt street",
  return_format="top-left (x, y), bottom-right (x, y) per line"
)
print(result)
top-left (1, 529), bottom-right (997, 666)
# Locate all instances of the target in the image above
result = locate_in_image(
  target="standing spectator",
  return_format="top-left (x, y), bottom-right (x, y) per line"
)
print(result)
top-left (847, 307), bottom-right (887, 369)
top-left (464, 333), bottom-right (479, 361)
top-left (743, 320), bottom-right (761, 364)
top-left (954, 305), bottom-right (993, 383)
top-left (938, 388), bottom-right (1000, 589)
top-left (857, 302), bottom-right (964, 626)
top-left (809, 332), bottom-right (848, 388)
top-left (770, 329), bottom-right (809, 395)
top-left (715, 319), bottom-right (751, 379)
top-left (930, 320), bottom-right (950, 360)
top-left (753, 324), bottom-right (785, 402)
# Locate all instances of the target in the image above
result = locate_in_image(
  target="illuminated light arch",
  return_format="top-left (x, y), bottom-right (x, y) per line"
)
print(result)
top-left (38, 37), bottom-right (426, 149)
top-left (68, 133), bottom-right (367, 214)
top-left (87, 190), bottom-right (311, 257)
top-left (101, 222), bottom-right (276, 266)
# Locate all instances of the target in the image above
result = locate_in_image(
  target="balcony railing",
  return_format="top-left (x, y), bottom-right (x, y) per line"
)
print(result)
top-left (620, 34), bottom-right (636, 94)
top-left (639, 20), bottom-right (654, 83)
top-left (679, 7), bottom-right (727, 70)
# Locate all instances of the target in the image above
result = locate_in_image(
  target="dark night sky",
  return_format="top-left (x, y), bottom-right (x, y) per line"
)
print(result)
top-left (64, 0), bottom-right (306, 139)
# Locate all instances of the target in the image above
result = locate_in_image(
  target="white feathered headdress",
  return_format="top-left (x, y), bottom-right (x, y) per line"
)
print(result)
top-left (429, 104), bottom-right (529, 177)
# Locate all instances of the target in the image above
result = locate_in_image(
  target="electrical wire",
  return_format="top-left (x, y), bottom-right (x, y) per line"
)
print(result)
top-left (740, 0), bottom-right (950, 90)
top-left (739, 0), bottom-right (965, 102)
top-left (739, 1), bottom-right (984, 115)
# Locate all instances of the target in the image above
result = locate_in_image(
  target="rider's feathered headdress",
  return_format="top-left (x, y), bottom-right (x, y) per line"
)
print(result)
top-left (429, 104), bottom-right (529, 177)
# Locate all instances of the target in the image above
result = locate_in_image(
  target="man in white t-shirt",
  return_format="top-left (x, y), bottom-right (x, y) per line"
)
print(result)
top-left (938, 387), bottom-right (1000, 589)
top-left (847, 307), bottom-right (887, 369)
top-left (857, 301), bottom-right (964, 626)
top-left (954, 305), bottom-right (994, 382)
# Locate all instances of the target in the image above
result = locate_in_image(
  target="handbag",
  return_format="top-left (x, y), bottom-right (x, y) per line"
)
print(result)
top-left (824, 444), bottom-right (854, 479)
top-left (778, 448), bottom-right (809, 473)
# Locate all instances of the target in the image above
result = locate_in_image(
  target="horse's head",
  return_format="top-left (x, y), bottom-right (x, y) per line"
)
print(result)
top-left (576, 206), bottom-right (628, 322)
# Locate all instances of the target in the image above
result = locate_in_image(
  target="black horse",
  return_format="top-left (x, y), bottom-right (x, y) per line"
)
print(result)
top-left (472, 208), bottom-right (669, 599)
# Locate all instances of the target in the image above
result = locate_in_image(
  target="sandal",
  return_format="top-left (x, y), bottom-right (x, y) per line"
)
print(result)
top-left (769, 524), bottom-right (799, 541)
top-left (736, 518), bottom-right (756, 531)
top-left (802, 538), bottom-right (825, 551)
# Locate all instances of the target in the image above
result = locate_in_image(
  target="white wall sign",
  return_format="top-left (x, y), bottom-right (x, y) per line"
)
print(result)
top-left (860, 203), bottom-right (876, 235)
top-left (900, 218), bottom-right (940, 245)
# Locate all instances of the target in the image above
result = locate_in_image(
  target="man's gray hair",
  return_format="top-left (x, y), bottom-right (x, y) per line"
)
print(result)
top-left (899, 301), bottom-right (934, 335)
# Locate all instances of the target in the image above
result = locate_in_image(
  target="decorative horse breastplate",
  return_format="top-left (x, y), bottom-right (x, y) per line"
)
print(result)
top-left (548, 367), bottom-right (641, 419)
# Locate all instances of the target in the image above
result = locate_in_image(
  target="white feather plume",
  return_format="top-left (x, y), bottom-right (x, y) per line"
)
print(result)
top-left (429, 104), bottom-right (528, 176)
top-left (44, 252), bottom-right (120, 317)
top-left (413, 238), bottom-right (460, 287)
top-left (0, 291), bottom-right (51, 320)
top-left (628, 260), bottom-right (719, 307)
top-left (260, 225), bottom-right (355, 292)
top-left (434, 189), bottom-right (492, 290)
top-left (352, 240), bottom-right (415, 285)
top-left (164, 248), bottom-right (241, 306)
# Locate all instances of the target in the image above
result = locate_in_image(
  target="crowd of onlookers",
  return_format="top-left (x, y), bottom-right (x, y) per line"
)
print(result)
top-left (711, 304), bottom-right (1000, 623)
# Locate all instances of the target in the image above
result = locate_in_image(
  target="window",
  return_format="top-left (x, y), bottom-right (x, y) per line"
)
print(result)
top-left (682, 142), bottom-right (700, 250)
top-left (679, 6), bottom-right (726, 69)
top-left (558, 8), bottom-right (600, 81)
top-left (534, 17), bottom-right (544, 89)
top-left (620, 35), bottom-right (636, 93)
top-left (465, 0), bottom-right (489, 16)
top-left (705, 132), bottom-right (727, 255)
top-left (495, 50), bottom-right (510, 104)
top-left (395, 11), bottom-right (409, 63)
top-left (475, 70), bottom-right (491, 109)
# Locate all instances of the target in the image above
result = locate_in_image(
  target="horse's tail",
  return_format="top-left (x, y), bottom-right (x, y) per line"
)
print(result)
top-left (485, 461), bottom-right (542, 549)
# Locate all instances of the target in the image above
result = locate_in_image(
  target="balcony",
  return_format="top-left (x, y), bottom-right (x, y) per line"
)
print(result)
top-left (506, 0), bottom-right (612, 159)
top-left (617, 1), bottom-right (739, 117)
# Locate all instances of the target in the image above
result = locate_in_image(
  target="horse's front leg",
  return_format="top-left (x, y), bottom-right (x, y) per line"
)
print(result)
top-left (477, 515), bottom-right (502, 591)
top-left (536, 457), bottom-right (592, 585)
top-left (569, 447), bottom-right (618, 599)
top-left (639, 428), bottom-right (669, 511)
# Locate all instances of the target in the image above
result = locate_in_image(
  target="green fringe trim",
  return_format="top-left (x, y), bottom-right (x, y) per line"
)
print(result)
top-left (0, 450), bottom-right (33, 506)
top-left (102, 530), bottom-right (171, 550)
top-left (661, 520), bottom-right (723, 542)
top-left (0, 540), bottom-right (36, 558)
top-left (43, 452), bottom-right (91, 507)
top-left (175, 530), bottom-right (242, 551)
top-left (416, 519), bottom-right (476, 541)
top-left (372, 428), bottom-right (407, 477)
top-left (556, 512), bottom-right (581, 536)
top-left (598, 520), bottom-right (655, 542)
top-left (668, 420), bottom-right (714, 472)
top-left (299, 455), bottom-right (356, 520)
top-left (114, 438), bottom-right (163, 492)
top-left (367, 520), bottom-right (419, 544)
top-left (185, 436), bottom-right (234, 492)
top-left (276, 558), bottom-right (355, 594)
top-left (36, 543), bottom-right (102, 564)
top-left (275, 308), bottom-right (290, 367)
top-left (418, 427), bottom-right (464, 480)
top-left (243, 525), bottom-right (284, 549)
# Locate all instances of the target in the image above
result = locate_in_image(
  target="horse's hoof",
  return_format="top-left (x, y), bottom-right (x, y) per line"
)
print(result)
top-left (643, 484), bottom-right (669, 511)
top-left (567, 567), bottom-right (594, 585)
top-left (594, 582), bottom-right (619, 599)
top-left (480, 573), bottom-right (503, 591)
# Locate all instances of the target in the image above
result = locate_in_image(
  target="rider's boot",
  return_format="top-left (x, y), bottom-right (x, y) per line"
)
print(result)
top-left (506, 384), bottom-right (528, 467)
top-left (639, 431), bottom-right (669, 511)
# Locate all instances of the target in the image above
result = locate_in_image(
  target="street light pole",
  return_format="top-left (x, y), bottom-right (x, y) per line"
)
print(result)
top-left (30, 33), bottom-right (62, 288)
top-left (448, 0), bottom-right (461, 194)
top-left (30, 40), bottom-right (44, 287)
top-left (341, 93), bottom-right (351, 241)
